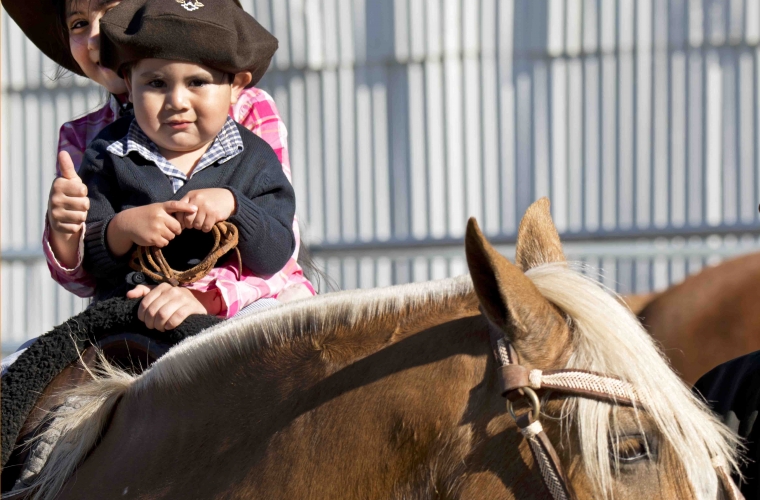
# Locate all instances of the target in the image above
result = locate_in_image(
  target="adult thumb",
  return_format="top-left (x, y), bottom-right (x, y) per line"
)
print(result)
top-left (127, 284), bottom-right (153, 299)
top-left (58, 151), bottom-right (80, 181)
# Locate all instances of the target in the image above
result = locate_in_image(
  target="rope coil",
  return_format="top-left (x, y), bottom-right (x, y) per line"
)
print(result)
top-left (129, 221), bottom-right (241, 286)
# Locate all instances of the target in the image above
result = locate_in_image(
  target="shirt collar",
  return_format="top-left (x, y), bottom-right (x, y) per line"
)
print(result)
top-left (206, 117), bottom-right (245, 166)
top-left (106, 116), bottom-right (244, 183)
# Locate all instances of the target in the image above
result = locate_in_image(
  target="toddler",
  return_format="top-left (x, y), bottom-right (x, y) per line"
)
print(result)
top-left (79, 0), bottom-right (296, 330)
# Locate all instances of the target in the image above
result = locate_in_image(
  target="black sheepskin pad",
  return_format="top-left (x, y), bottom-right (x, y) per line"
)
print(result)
top-left (1, 296), bottom-right (222, 468)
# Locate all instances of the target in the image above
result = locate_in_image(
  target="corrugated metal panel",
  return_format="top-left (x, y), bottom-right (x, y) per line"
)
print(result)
top-left (254, 0), bottom-right (760, 245)
top-left (312, 233), bottom-right (760, 293)
top-left (3, 0), bottom-right (760, 349)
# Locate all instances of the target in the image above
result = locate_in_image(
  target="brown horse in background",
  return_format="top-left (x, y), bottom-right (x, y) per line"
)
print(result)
top-left (20, 199), bottom-right (740, 500)
top-left (627, 252), bottom-right (760, 385)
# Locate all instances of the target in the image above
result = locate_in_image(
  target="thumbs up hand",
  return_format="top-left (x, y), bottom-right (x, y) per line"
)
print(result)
top-left (47, 151), bottom-right (90, 234)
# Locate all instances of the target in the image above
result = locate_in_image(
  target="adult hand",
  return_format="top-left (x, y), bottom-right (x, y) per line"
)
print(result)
top-left (133, 283), bottom-right (222, 330)
top-left (176, 188), bottom-right (236, 232)
top-left (108, 201), bottom-right (198, 256)
top-left (135, 283), bottom-right (207, 331)
top-left (126, 284), bottom-right (152, 299)
top-left (47, 151), bottom-right (89, 234)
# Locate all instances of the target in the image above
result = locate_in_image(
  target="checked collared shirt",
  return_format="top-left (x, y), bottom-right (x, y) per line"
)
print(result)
top-left (106, 116), bottom-right (244, 193)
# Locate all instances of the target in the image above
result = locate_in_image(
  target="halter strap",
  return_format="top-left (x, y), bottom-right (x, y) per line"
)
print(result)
top-left (488, 325), bottom-right (744, 500)
top-left (519, 419), bottom-right (573, 500)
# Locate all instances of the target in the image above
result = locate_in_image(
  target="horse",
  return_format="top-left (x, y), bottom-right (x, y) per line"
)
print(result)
top-left (625, 252), bottom-right (760, 385)
top-left (19, 199), bottom-right (741, 499)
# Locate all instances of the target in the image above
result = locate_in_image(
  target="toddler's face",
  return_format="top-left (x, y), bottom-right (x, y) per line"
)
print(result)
top-left (66, 0), bottom-right (128, 94)
top-left (125, 59), bottom-right (246, 160)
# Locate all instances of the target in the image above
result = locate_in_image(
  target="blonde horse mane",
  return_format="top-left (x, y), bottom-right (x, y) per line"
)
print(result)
top-left (527, 263), bottom-right (740, 499)
top-left (26, 266), bottom-right (739, 499)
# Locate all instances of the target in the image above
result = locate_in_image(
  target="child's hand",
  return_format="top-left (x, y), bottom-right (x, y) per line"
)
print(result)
top-left (130, 283), bottom-right (219, 331)
top-left (48, 151), bottom-right (89, 234)
top-left (108, 201), bottom-right (198, 256)
top-left (176, 188), bottom-right (236, 232)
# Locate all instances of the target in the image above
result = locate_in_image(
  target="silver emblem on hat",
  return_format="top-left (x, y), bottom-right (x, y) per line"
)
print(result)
top-left (176, 0), bottom-right (204, 11)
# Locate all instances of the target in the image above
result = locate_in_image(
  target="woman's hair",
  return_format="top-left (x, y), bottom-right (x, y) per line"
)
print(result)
top-left (297, 239), bottom-right (338, 293)
top-left (53, 0), bottom-right (77, 78)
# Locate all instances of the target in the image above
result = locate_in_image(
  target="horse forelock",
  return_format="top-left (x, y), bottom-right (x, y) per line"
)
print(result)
top-left (525, 263), bottom-right (741, 500)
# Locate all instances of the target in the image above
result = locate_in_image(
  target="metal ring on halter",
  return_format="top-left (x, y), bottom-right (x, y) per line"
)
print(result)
top-left (506, 386), bottom-right (541, 422)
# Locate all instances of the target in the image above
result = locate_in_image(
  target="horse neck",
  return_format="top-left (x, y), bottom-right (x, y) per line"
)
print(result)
top-left (246, 313), bottom-right (535, 497)
top-left (120, 312), bottom-right (533, 497)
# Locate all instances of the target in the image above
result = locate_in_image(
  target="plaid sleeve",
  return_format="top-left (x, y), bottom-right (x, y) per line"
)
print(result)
top-left (45, 105), bottom-right (116, 295)
top-left (231, 87), bottom-right (292, 181)
top-left (42, 220), bottom-right (96, 298)
top-left (57, 104), bottom-right (114, 174)
top-left (184, 255), bottom-right (315, 318)
top-left (227, 88), bottom-right (315, 301)
top-left (57, 122), bottom-right (86, 176)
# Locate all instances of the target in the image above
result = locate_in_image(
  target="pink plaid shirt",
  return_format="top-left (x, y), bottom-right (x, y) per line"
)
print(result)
top-left (43, 88), bottom-right (314, 317)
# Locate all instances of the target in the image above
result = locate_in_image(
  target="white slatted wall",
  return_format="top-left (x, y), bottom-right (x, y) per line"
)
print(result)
top-left (3, 0), bottom-right (760, 350)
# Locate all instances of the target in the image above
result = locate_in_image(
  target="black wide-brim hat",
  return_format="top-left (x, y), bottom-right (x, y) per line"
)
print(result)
top-left (100, 0), bottom-right (278, 87)
top-left (2, 0), bottom-right (85, 75)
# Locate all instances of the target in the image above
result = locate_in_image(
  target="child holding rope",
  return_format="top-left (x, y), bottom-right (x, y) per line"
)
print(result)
top-left (1, 0), bottom-right (314, 327)
top-left (68, 0), bottom-right (308, 331)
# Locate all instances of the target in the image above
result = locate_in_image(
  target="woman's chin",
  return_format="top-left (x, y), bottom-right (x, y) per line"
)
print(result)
top-left (97, 69), bottom-right (128, 95)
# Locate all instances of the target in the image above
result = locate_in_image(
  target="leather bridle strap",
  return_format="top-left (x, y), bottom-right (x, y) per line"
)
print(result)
top-left (492, 329), bottom-right (641, 408)
top-left (489, 326), bottom-right (745, 500)
top-left (498, 366), bottom-right (639, 406)
top-left (518, 419), bottom-right (574, 499)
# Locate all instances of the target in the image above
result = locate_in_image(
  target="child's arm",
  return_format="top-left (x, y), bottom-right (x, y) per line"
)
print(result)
top-left (77, 148), bottom-right (128, 278)
top-left (106, 202), bottom-right (198, 256)
top-left (226, 163), bottom-right (296, 276)
top-left (178, 151), bottom-right (296, 277)
top-left (233, 88), bottom-right (316, 301)
top-left (78, 147), bottom-right (197, 277)
top-left (43, 148), bottom-right (99, 297)
top-left (42, 115), bottom-right (108, 297)
top-left (47, 151), bottom-right (89, 269)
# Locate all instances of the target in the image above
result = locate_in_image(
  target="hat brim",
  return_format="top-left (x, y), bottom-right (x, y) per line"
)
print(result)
top-left (2, 0), bottom-right (85, 76)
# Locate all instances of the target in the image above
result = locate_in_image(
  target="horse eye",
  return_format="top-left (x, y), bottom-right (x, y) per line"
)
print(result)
top-left (611, 435), bottom-right (650, 463)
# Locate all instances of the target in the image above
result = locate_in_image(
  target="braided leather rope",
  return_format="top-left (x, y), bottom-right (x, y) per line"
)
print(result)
top-left (530, 369), bottom-right (641, 406)
top-left (129, 221), bottom-right (241, 286)
top-left (521, 421), bottom-right (571, 500)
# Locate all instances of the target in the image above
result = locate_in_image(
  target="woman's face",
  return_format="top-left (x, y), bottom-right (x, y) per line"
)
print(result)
top-left (66, 0), bottom-right (127, 94)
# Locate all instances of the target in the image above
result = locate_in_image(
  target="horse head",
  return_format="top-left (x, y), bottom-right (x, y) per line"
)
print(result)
top-left (466, 198), bottom-right (741, 499)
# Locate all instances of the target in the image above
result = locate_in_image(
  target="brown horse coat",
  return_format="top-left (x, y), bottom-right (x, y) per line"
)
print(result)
top-left (634, 253), bottom-right (760, 385)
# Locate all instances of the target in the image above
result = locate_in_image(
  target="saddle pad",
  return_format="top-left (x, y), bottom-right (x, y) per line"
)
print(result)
top-left (0, 296), bottom-right (222, 468)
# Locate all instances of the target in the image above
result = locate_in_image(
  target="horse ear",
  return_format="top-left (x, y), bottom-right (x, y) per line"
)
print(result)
top-left (515, 197), bottom-right (566, 271)
top-left (465, 218), bottom-right (570, 367)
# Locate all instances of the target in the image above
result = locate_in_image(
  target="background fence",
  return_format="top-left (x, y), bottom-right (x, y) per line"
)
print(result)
top-left (3, 0), bottom-right (760, 352)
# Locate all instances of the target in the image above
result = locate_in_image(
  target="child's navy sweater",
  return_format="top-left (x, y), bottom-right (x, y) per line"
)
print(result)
top-left (79, 116), bottom-right (296, 302)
